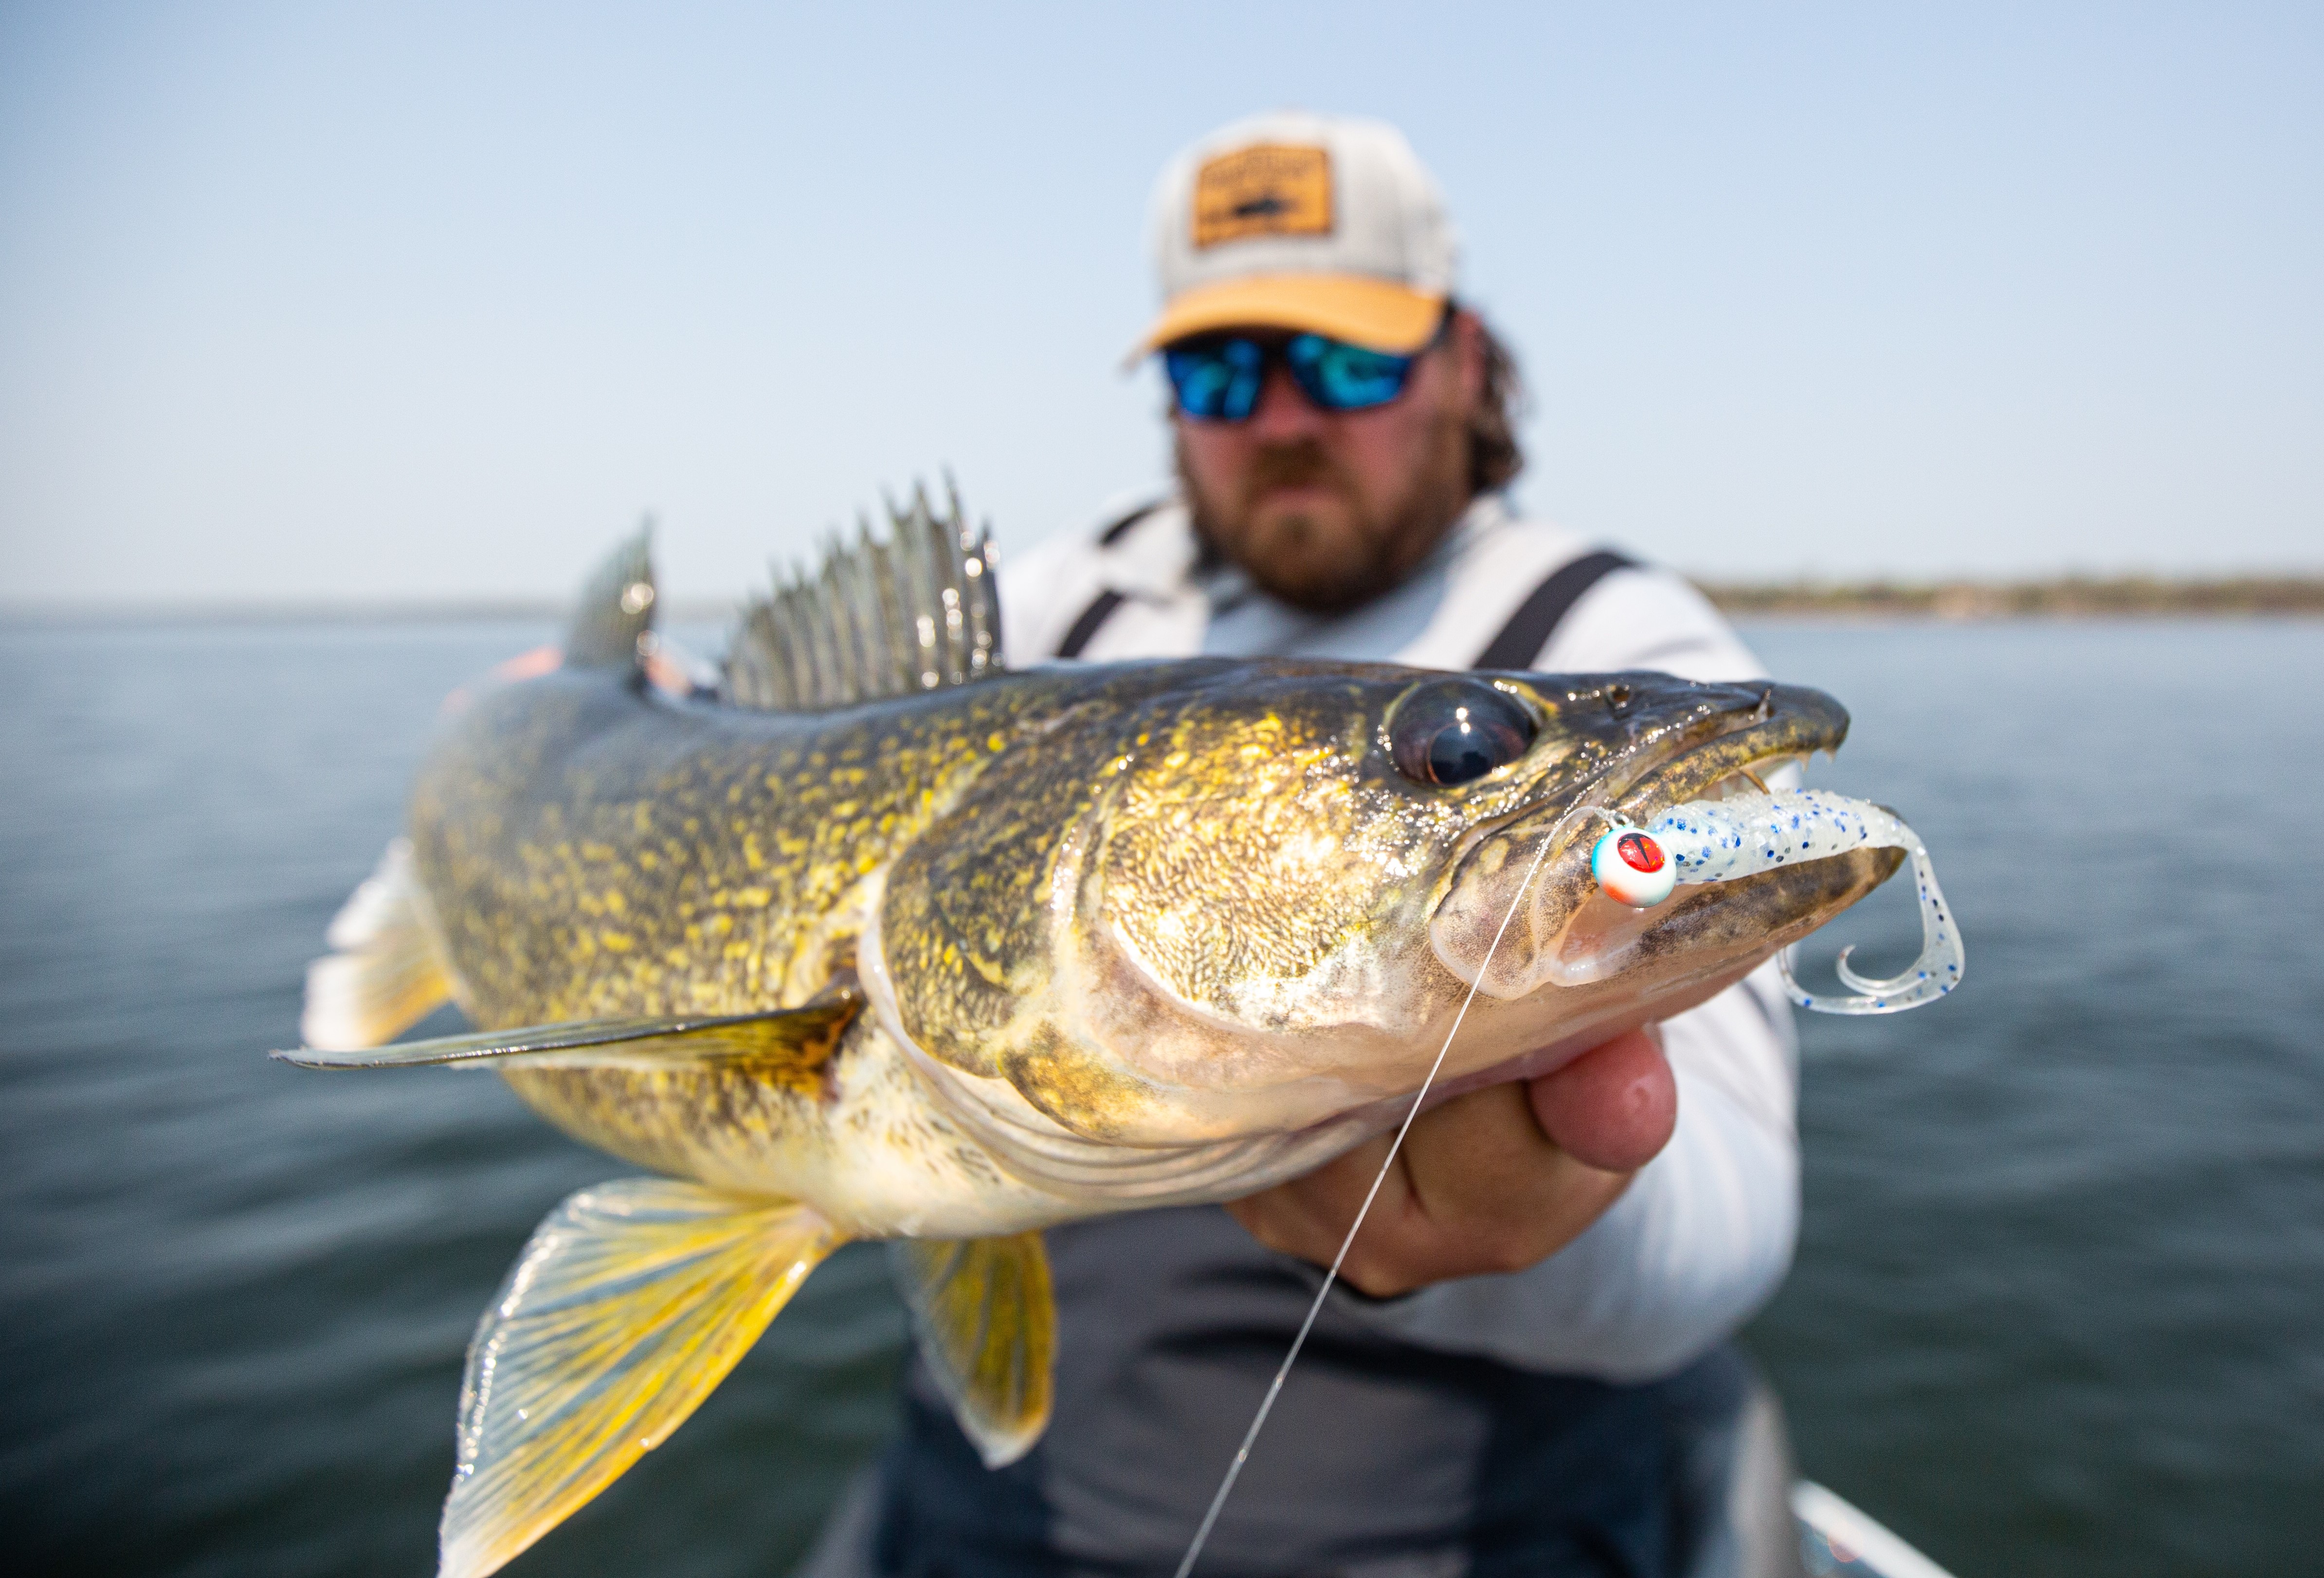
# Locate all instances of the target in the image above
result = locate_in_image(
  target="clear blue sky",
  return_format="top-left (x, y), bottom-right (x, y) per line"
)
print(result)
top-left (2, 2), bottom-right (2317, 604)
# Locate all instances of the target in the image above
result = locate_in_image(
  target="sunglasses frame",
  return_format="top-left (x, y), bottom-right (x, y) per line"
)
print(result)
top-left (1162, 308), bottom-right (1455, 424)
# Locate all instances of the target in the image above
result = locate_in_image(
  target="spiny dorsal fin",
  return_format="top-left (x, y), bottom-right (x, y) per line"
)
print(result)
top-left (724, 479), bottom-right (1002, 711)
top-left (564, 521), bottom-right (657, 671)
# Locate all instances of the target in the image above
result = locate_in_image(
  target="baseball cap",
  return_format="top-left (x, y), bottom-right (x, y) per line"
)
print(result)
top-left (1134, 110), bottom-right (1459, 359)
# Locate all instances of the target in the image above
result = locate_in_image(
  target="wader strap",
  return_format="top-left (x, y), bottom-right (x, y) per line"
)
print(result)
top-left (1099, 500), bottom-right (1166, 546)
top-left (1053, 501), bottom-right (1171, 659)
top-left (1054, 589), bottom-right (1127, 659)
top-left (1471, 549), bottom-right (1636, 670)
top-left (1061, 544), bottom-right (1636, 665)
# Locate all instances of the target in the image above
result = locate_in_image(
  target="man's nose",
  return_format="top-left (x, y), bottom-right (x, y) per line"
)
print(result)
top-left (1246, 363), bottom-right (1328, 440)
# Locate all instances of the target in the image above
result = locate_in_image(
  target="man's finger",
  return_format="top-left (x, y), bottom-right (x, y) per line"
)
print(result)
top-left (1398, 1079), bottom-right (1564, 1224)
top-left (1225, 1079), bottom-right (1637, 1296)
top-left (1222, 1134), bottom-right (1399, 1268)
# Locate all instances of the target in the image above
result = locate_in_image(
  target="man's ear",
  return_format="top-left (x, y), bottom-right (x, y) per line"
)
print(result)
top-left (1450, 309), bottom-right (1489, 414)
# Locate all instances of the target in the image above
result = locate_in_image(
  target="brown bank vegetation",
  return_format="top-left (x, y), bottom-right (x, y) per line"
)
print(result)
top-left (1699, 576), bottom-right (2324, 619)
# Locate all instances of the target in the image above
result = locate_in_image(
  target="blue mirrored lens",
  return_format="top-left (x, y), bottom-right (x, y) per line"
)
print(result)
top-left (1285, 335), bottom-right (1414, 412)
top-left (1164, 339), bottom-right (1265, 420)
top-left (1163, 334), bottom-right (1415, 420)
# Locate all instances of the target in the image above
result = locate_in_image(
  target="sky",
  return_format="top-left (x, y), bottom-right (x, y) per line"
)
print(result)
top-left (0, 1), bottom-right (2317, 605)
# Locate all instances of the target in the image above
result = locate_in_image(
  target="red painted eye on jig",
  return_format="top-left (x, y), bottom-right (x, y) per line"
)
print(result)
top-left (1591, 826), bottom-right (1677, 908)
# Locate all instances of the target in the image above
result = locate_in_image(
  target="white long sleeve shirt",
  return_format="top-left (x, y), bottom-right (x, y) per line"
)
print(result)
top-left (1000, 491), bottom-right (1799, 1381)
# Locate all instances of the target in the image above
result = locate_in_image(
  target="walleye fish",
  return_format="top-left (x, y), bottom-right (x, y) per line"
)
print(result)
top-left (280, 495), bottom-right (1961, 1578)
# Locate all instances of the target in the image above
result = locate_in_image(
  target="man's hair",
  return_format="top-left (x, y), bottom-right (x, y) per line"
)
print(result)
top-left (1467, 310), bottom-right (1525, 494)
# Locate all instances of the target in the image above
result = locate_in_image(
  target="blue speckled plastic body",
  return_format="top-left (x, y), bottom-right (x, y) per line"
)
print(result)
top-left (1645, 790), bottom-right (1962, 1014)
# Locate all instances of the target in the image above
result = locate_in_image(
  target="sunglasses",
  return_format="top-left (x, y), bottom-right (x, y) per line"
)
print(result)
top-left (1162, 328), bottom-right (1432, 421)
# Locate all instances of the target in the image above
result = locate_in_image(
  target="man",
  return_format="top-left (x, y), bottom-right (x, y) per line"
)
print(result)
top-left (809, 111), bottom-right (1805, 1578)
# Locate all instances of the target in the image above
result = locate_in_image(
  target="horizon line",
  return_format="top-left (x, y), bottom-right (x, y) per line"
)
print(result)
top-left (7, 571), bottom-right (2324, 628)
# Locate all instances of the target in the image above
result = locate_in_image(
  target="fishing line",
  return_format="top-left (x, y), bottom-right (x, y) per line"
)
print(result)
top-left (1170, 802), bottom-right (1616, 1578)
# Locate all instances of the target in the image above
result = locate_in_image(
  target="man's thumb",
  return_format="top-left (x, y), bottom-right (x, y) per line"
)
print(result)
top-left (1526, 1027), bottom-right (1677, 1172)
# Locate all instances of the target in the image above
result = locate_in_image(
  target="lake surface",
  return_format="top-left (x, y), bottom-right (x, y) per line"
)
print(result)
top-left (1, 618), bottom-right (2319, 1576)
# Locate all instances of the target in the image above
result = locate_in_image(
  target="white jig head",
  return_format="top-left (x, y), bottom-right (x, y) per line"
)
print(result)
top-left (1589, 826), bottom-right (1678, 909)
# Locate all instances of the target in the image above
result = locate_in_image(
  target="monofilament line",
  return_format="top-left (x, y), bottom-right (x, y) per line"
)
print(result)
top-left (1170, 804), bottom-right (1612, 1578)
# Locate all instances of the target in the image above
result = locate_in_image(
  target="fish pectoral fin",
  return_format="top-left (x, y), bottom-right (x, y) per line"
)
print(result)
top-left (890, 1232), bottom-right (1056, 1468)
top-left (300, 837), bottom-right (455, 1050)
top-left (438, 1178), bottom-right (844, 1578)
top-left (274, 995), bottom-right (861, 1074)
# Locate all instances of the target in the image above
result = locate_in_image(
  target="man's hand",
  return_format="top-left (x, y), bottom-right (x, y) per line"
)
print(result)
top-left (1224, 1028), bottom-right (1678, 1298)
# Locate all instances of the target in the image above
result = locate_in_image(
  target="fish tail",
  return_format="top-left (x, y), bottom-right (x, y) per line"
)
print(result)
top-left (563, 523), bottom-right (656, 671)
top-left (300, 837), bottom-right (455, 1049)
top-left (437, 1178), bottom-right (845, 1578)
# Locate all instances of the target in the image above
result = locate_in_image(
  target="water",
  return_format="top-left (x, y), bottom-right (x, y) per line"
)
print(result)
top-left (1749, 621), bottom-right (2324, 1572)
top-left (0, 619), bottom-right (2318, 1575)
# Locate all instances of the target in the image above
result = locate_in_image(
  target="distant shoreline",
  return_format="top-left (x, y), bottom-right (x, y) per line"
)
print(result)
top-left (5, 579), bottom-right (2323, 626)
top-left (1703, 577), bottom-right (2324, 619)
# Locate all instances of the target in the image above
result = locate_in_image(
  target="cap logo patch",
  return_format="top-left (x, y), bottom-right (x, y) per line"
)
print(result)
top-left (1191, 144), bottom-right (1333, 249)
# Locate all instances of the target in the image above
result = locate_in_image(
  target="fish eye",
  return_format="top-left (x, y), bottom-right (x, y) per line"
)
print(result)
top-left (1389, 681), bottom-right (1537, 786)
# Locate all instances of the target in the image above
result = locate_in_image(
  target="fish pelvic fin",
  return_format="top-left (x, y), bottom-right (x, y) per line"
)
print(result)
top-left (564, 523), bottom-right (656, 671)
top-left (274, 995), bottom-right (860, 1081)
top-left (890, 1231), bottom-right (1056, 1468)
top-left (438, 1179), bottom-right (843, 1578)
top-left (299, 837), bottom-right (456, 1050)
top-left (724, 477), bottom-right (1003, 712)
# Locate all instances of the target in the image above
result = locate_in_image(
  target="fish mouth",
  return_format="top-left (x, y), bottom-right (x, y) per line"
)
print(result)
top-left (1600, 679), bottom-right (1851, 820)
top-left (1431, 679), bottom-right (1894, 1003)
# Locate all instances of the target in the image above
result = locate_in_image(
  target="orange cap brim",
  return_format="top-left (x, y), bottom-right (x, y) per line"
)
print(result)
top-left (1128, 273), bottom-right (1447, 363)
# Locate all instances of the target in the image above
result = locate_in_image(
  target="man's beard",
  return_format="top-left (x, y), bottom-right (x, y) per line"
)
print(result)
top-left (1178, 411), bottom-right (1473, 616)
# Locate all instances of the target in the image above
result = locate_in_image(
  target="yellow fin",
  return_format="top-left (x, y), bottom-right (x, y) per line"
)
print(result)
top-left (890, 1232), bottom-right (1056, 1468)
top-left (438, 1179), bottom-right (842, 1578)
top-left (300, 838), bottom-right (454, 1049)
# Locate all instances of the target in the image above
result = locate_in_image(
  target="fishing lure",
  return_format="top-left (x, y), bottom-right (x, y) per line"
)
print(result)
top-left (1587, 789), bottom-right (1962, 1015)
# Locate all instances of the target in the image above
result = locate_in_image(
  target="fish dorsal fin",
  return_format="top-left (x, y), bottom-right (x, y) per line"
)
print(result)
top-left (725, 479), bottom-right (1003, 711)
top-left (564, 522), bottom-right (657, 671)
top-left (274, 996), bottom-right (861, 1087)
top-left (890, 1232), bottom-right (1056, 1467)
